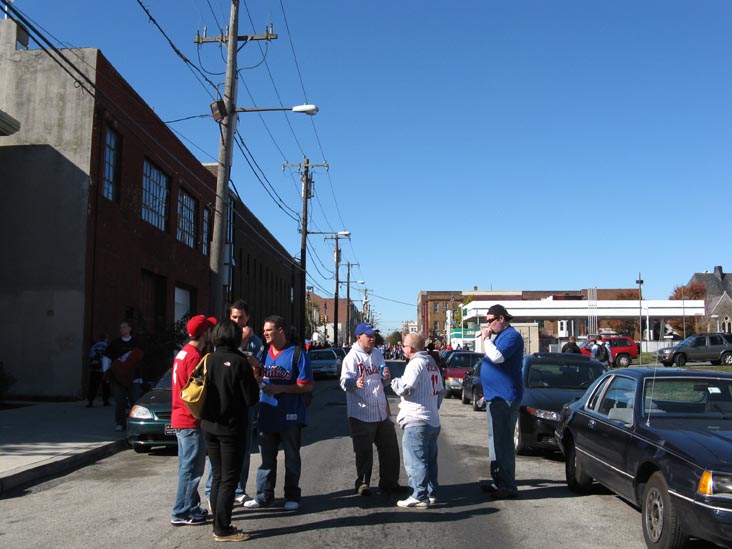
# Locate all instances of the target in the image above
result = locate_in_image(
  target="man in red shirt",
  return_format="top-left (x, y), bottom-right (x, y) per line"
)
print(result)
top-left (170, 314), bottom-right (216, 525)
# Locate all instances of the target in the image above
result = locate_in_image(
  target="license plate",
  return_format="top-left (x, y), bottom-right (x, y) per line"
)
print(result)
top-left (164, 424), bottom-right (176, 435)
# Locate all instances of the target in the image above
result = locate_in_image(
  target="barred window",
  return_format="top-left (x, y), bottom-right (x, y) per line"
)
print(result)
top-left (142, 159), bottom-right (169, 231)
top-left (202, 207), bottom-right (210, 256)
top-left (102, 127), bottom-right (121, 201)
top-left (177, 189), bottom-right (197, 248)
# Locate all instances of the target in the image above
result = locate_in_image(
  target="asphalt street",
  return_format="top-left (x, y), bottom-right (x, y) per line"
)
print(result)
top-left (0, 361), bottom-right (720, 548)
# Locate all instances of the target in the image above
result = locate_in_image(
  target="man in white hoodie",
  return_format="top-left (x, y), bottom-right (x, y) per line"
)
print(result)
top-left (340, 322), bottom-right (405, 497)
top-left (391, 333), bottom-right (444, 508)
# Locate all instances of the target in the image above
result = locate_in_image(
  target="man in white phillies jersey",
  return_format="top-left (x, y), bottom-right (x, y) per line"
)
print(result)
top-left (391, 333), bottom-right (444, 508)
top-left (340, 322), bottom-right (405, 496)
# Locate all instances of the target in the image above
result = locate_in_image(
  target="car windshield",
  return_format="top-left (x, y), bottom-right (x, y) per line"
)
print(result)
top-left (643, 378), bottom-right (732, 418)
top-left (526, 362), bottom-right (606, 390)
top-left (309, 351), bottom-right (334, 360)
top-left (155, 369), bottom-right (173, 389)
top-left (332, 348), bottom-right (346, 358)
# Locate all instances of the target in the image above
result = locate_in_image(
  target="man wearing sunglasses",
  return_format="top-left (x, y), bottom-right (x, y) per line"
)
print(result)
top-left (479, 304), bottom-right (524, 499)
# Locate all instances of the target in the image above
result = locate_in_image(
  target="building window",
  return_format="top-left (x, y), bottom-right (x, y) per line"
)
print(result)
top-left (202, 208), bottom-right (210, 256)
top-left (177, 188), bottom-right (197, 248)
top-left (433, 302), bottom-right (439, 314)
top-left (102, 127), bottom-right (121, 201)
top-left (142, 159), bottom-right (169, 231)
top-left (433, 320), bottom-right (439, 331)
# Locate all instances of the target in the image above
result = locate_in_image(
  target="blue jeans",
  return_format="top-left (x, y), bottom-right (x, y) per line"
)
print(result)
top-left (402, 424), bottom-right (440, 502)
top-left (486, 398), bottom-right (521, 492)
top-left (171, 428), bottom-right (205, 520)
top-left (255, 424), bottom-right (302, 504)
top-left (204, 405), bottom-right (256, 500)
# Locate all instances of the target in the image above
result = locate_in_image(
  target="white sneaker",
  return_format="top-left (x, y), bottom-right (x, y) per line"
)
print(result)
top-left (428, 496), bottom-right (437, 505)
top-left (234, 494), bottom-right (249, 505)
top-left (283, 501), bottom-right (300, 511)
top-left (243, 499), bottom-right (262, 509)
top-left (397, 496), bottom-right (429, 509)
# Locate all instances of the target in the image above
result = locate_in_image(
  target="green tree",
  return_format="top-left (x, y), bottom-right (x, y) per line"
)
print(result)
top-left (454, 295), bottom-right (473, 326)
top-left (386, 331), bottom-right (402, 345)
top-left (668, 283), bottom-right (706, 336)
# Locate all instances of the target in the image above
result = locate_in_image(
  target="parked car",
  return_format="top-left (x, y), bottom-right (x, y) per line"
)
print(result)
top-left (442, 351), bottom-right (483, 398)
top-left (461, 360), bottom-right (485, 410)
top-left (579, 335), bottom-right (638, 367)
top-left (127, 368), bottom-right (176, 453)
top-left (556, 368), bottom-right (732, 548)
top-left (307, 348), bottom-right (342, 378)
top-left (514, 353), bottom-right (606, 454)
top-left (439, 349), bottom-right (455, 368)
top-left (652, 332), bottom-right (732, 367)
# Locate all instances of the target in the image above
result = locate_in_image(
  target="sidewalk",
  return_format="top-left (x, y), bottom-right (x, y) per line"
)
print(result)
top-left (0, 400), bottom-right (128, 495)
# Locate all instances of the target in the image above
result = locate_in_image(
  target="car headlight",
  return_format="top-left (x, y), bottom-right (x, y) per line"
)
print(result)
top-left (129, 405), bottom-right (154, 419)
top-left (660, 349), bottom-right (673, 356)
top-left (698, 471), bottom-right (732, 497)
top-left (445, 377), bottom-right (455, 383)
top-left (526, 407), bottom-right (561, 422)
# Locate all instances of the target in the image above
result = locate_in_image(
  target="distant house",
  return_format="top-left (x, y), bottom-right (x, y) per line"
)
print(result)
top-left (688, 266), bottom-right (732, 333)
top-left (0, 20), bottom-right (299, 397)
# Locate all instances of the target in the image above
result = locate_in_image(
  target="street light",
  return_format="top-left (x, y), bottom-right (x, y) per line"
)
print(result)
top-left (636, 273), bottom-right (644, 366)
top-left (209, 100), bottom-right (318, 320)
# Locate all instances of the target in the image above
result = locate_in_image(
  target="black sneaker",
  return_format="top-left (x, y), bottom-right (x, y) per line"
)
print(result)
top-left (356, 483), bottom-right (372, 496)
top-left (171, 514), bottom-right (207, 526)
top-left (479, 481), bottom-right (499, 494)
top-left (490, 488), bottom-right (519, 500)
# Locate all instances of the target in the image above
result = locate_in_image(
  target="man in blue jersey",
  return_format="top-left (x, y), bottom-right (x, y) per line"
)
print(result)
top-left (340, 322), bottom-right (406, 497)
top-left (243, 315), bottom-right (313, 511)
top-left (479, 304), bottom-right (524, 499)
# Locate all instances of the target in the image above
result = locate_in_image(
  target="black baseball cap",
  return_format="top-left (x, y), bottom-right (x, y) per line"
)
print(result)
top-left (487, 304), bottom-right (514, 321)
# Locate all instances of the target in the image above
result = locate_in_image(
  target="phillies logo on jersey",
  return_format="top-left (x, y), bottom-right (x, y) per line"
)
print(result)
top-left (357, 362), bottom-right (380, 376)
top-left (264, 365), bottom-right (292, 380)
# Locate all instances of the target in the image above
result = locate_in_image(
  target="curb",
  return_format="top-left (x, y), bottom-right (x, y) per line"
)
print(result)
top-left (0, 439), bottom-right (129, 496)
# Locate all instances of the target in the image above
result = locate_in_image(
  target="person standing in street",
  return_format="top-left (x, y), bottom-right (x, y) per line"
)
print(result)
top-left (244, 315), bottom-right (313, 511)
top-left (390, 333), bottom-right (444, 509)
top-left (86, 333), bottom-right (110, 407)
top-left (170, 314), bottom-right (216, 526)
top-left (592, 338), bottom-right (613, 367)
top-left (104, 321), bottom-right (145, 431)
top-left (200, 319), bottom-right (260, 542)
top-left (205, 299), bottom-right (263, 508)
top-left (340, 322), bottom-right (405, 497)
top-left (561, 336), bottom-right (582, 354)
top-left (479, 304), bottom-right (524, 499)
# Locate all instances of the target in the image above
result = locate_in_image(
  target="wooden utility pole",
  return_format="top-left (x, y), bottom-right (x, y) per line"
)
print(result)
top-left (200, 0), bottom-right (277, 319)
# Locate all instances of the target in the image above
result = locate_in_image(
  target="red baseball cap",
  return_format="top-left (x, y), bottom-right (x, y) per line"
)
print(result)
top-left (187, 315), bottom-right (217, 338)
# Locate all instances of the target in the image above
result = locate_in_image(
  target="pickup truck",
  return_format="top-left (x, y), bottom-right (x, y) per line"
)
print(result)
top-left (652, 333), bottom-right (732, 367)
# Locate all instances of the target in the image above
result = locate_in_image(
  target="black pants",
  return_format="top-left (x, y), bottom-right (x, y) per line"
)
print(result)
top-left (204, 430), bottom-right (245, 535)
top-left (87, 370), bottom-right (110, 405)
top-left (348, 417), bottom-right (401, 489)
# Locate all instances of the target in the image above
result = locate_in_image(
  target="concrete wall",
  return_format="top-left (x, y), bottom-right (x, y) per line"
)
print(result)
top-left (0, 146), bottom-right (89, 396)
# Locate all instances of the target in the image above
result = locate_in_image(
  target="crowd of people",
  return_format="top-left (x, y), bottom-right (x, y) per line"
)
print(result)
top-left (91, 301), bottom-right (532, 542)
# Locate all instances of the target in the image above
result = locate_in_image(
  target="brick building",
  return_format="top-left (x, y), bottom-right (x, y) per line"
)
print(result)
top-left (0, 20), bottom-right (300, 397)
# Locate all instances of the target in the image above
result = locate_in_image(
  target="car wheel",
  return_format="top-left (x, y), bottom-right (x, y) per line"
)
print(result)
top-left (673, 354), bottom-right (686, 367)
top-left (514, 418), bottom-right (529, 455)
top-left (642, 472), bottom-right (688, 549)
top-left (615, 354), bottom-right (631, 368)
top-left (461, 387), bottom-right (470, 405)
top-left (132, 444), bottom-right (149, 454)
top-left (722, 352), bottom-right (732, 365)
top-left (471, 389), bottom-right (480, 411)
top-left (565, 439), bottom-right (592, 493)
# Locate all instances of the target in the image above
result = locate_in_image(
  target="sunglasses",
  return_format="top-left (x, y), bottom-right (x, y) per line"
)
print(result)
top-left (486, 316), bottom-right (500, 323)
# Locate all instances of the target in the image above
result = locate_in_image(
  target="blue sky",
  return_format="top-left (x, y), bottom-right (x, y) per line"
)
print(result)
top-left (9, 1), bottom-right (732, 334)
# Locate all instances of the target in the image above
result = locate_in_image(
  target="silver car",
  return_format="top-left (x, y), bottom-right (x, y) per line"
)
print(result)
top-left (307, 349), bottom-right (342, 378)
top-left (653, 333), bottom-right (732, 367)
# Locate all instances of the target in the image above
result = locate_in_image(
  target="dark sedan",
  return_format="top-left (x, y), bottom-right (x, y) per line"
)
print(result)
top-left (556, 368), bottom-right (732, 548)
top-left (515, 353), bottom-right (606, 454)
top-left (126, 368), bottom-right (176, 453)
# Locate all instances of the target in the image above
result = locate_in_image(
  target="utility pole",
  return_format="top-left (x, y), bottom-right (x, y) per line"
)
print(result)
top-left (198, 1), bottom-right (278, 319)
top-left (343, 262), bottom-right (359, 345)
top-left (283, 157), bottom-right (328, 344)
